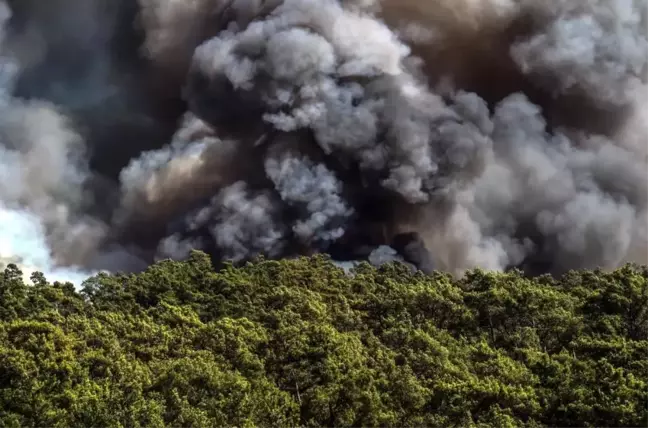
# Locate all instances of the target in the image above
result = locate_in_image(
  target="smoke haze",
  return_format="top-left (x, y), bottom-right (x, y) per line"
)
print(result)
top-left (0, 0), bottom-right (646, 282)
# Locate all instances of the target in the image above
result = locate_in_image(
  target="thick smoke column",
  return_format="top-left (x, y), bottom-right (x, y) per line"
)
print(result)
top-left (0, 0), bottom-right (646, 281)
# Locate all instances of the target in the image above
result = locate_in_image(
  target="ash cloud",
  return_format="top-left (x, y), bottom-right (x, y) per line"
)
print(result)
top-left (0, 0), bottom-right (646, 281)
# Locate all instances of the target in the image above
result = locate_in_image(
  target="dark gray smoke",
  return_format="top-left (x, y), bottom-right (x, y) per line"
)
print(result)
top-left (0, 0), bottom-right (646, 282)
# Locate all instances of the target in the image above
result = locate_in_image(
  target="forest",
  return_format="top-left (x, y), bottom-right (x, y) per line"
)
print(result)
top-left (0, 252), bottom-right (646, 427)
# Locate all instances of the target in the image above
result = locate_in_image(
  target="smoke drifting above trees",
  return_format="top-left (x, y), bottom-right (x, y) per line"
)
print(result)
top-left (0, 0), bottom-right (646, 281)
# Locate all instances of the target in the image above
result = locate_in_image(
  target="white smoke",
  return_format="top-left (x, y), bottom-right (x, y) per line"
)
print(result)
top-left (158, 181), bottom-right (287, 262)
top-left (0, 0), bottom-right (646, 279)
top-left (0, 206), bottom-right (95, 284)
top-left (265, 152), bottom-right (354, 247)
top-left (0, 2), bottom-right (100, 284)
top-left (511, 0), bottom-right (648, 108)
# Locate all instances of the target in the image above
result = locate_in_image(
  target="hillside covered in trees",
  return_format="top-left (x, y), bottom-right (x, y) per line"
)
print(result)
top-left (0, 252), bottom-right (646, 427)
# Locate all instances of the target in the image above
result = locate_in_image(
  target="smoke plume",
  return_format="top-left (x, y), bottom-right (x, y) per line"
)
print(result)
top-left (0, 0), bottom-right (646, 282)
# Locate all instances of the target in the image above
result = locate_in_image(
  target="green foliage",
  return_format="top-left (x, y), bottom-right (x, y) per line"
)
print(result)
top-left (0, 254), bottom-right (646, 427)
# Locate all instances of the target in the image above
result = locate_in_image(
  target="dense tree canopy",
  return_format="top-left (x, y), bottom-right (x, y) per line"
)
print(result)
top-left (0, 252), bottom-right (646, 427)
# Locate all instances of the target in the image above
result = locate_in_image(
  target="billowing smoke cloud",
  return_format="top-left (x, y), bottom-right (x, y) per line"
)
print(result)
top-left (0, 0), bottom-right (646, 282)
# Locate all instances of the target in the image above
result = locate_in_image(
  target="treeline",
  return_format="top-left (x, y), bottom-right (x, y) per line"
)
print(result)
top-left (0, 252), bottom-right (646, 427)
